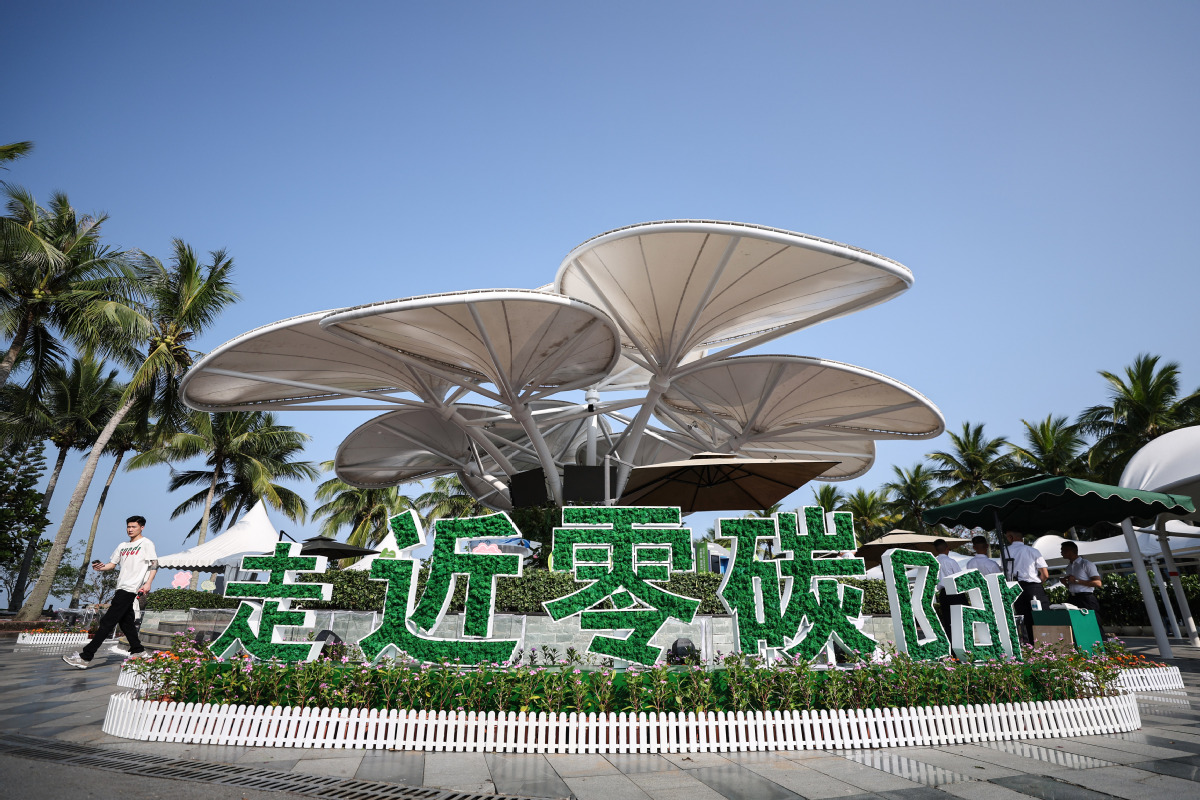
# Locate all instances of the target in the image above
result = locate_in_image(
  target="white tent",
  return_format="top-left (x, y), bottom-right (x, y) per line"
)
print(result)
top-left (1032, 523), bottom-right (1200, 567)
top-left (157, 500), bottom-right (280, 571)
top-left (1120, 426), bottom-right (1200, 647)
top-left (345, 527), bottom-right (401, 572)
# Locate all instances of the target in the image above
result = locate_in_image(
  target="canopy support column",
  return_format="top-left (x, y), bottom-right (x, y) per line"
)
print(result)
top-left (1156, 517), bottom-right (1200, 647)
top-left (1121, 518), bottom-right (1173, 659)
top-left (585, 387), bottom-right (599, 467)
top-left (1154, 558), bottom-right (1181, 638)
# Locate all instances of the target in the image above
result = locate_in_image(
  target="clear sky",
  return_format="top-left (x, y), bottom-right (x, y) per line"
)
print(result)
top-left (6, 2), bottom-right (1199, 600)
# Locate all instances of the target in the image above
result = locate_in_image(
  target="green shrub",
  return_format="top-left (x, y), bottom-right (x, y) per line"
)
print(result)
top-left (1046, 572), bottom-right (1200, 627)
top-left (144, 589), bottom-right (239, 611)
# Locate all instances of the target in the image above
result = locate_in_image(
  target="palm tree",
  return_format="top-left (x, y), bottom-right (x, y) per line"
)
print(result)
top-left (882, 463), bottom-right (944, 535)
top-left (1, 356), bottom-right (120, 610)
top-left (312, 461), bottom-right (422, 549)
top-left (809, 483), bottom-right (845, 515)
top-left (840, 488), bottom-right (894, 545)
top-left (418, 475), bottom-right (489, 523)
top-left (17, 240), bottom-right (239, 620)
top-left (130, 410), bottom-right (316, 588)
top-left (0, 141), bottom-right (33, 168)
top-left (927, 422), bottom-right (1013, 501)
top-left (0, 187), bottom-right (135, 391)
top-left (1008, 414), bottom-right (1088, 481)
top-left (1078, 354), bottom-right (1200, 482)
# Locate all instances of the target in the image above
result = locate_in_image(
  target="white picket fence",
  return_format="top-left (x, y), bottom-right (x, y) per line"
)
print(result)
top-left (117, 665), bottom-right (145, 688)
top-left (1117, 666), bottom-right (1184, 691)
top-left (103, 692), bottom-right (1140, 752)
top-left (14, 632), bottom-right (91, 645)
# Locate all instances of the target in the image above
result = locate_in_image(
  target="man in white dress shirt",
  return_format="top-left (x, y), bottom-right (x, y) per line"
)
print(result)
top-left (1003, 529), bottom-right (1049, 644)
top-left (1060, 541), bottom-right (1102, 619)
top-left (933, 538), bottom-right (963, 636)
top-left (965, 535), bottom-right (1003, 575)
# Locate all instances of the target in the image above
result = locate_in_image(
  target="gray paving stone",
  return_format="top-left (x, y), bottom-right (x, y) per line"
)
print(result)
top-left (354, 750), bottom-right (424, 784)
top-left (545, 753), bottom-right (623, 777)
top-left (659, 751), bottom-right (735, 769)
top-left (564, 773), bottom-right (654, 800)
top-left (732, 758), bottom-right (864, 798)
top-left (990, 774), bottom-right (1114, 799)
top-left (1043, 764), bottom-right (1200, 800)
top-left (1128, 756), bottom-right (1200, 783)
top-left (938, 781), bottom-right (1041, 800)
top-left (486, 753), bottom-right (573, 798)
top-left (423, 750), bottom-right (493, 791)
top-left (291, 753), bottom-right (365, 777)
top-left (688, 762), bottom-right (805, 799)
top-left (800, 755), bottom-right (927, 793)
top-left (606, 753), bottom-right (685, 774)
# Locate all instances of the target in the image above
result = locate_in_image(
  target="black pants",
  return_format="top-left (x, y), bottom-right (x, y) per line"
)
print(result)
top-left (936, 590), bottom-right (965, 639)
top-left (1014, 581), bottom-right (1049, 645)
top-left (80, 589), bottom-right (142, 660)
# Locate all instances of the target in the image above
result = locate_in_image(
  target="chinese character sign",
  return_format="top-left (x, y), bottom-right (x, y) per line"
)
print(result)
top-left (209, 542), bottom-right (332, 661)
top-left (544, 506), bottom-right (698, 665)
top-left (357, 511), bottom-right (522, 665)
top-left (208, 509), bottom-right (1026, 665)
top-left (716, 508), bottom-right (877, 660)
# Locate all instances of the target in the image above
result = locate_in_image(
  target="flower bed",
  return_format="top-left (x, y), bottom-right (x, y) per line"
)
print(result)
top-left (101, 692), bottom-right (1141, 752)
top-left (122, 636), bottom-right (1126, 716)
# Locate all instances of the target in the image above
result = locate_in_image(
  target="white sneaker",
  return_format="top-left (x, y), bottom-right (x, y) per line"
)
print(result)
top-left (110, 644), bottom-right (131, 657)
top-left (62, 653), bottom-right (90, 669)
top-left (126, 650), bottom-right (150, 660)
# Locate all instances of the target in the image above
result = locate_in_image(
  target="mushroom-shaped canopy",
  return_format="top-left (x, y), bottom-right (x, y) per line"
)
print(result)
top-left (554, 220), bottom-right (913, 372)
top-left (455, 400), bottom-right (610, 471)
top-left (180, 309), bottom-right (457, 411)
top-left (661, 355), bottom-right (944, 440)
top-left (320, 290), bottom-right (621, 396)
top-left (334, 406), bottom-right (496, 488)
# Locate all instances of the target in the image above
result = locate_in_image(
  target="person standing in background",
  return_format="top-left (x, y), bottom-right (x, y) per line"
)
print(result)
top-left (1004, 528), bottom-right (1049, 645)
top-left (965, 534), bottom-right (1003, 575)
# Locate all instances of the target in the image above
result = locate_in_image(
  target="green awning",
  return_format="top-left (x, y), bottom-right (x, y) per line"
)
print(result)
top-left (921, 475), bottom-right (1196, 532)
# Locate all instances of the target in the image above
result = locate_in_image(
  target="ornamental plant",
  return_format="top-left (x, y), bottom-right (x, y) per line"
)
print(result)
top-left (126, 634), bottom-right (1132, 715)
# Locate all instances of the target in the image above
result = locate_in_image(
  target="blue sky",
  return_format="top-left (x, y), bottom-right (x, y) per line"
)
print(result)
top-left (6, 2), bottom-right (1199, 599)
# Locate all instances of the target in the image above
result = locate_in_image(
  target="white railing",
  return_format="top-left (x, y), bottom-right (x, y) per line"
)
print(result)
top-left (103, 692), bottom-right (1140, 752)
top-left (1117, 666), bottom-right (1184, 691)
top-left (14, 632), bottom-right (91, 645)
top-left (117, 665), bottom-right (145, 689)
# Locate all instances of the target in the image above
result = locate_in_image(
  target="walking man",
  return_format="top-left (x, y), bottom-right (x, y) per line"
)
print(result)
top-left (63, 516), bottom-right (157, 668)
top-left (1003, 528), bottom-right (1048, 645)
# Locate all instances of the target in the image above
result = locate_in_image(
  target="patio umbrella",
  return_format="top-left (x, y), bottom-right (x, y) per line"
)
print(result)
top-left (616, 453), bottom-right (837, 513)
top-left (299, 536), bottom-right (380, 560)
top-left (921, 476), bottom-right (1195, 533)
top-left (854, 530), bottom-right (957, 569)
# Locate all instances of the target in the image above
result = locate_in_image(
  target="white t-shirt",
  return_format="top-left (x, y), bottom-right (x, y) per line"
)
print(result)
top-left (1065, 556), bottom-right (1100, 594)
top-left (965, 554), bottom-right (1003, 576)
top-left (1004, 540), bottom-right (1047, 583)
top-left (936, 553), bottom-right (962, 591)
top-left (109, 536), bottom-right (157, 593)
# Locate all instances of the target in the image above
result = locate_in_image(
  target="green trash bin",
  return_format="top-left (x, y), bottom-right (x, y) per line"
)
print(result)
top-left (1030, 608), bottom-right (1103, 654)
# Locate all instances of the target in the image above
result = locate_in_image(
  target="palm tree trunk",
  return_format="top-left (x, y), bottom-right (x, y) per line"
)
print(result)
top-left (16, 394), bottom-right (137, 621)
top-left (189, 468), bottom-right (220, 591)
top-left (8, 445), bottom-right (70, 612)
top-left (69, 450), bottom-right (124, 608)
top-left (0, 311), bottom-right (33, 388)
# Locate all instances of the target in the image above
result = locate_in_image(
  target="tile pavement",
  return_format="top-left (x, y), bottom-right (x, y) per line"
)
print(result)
top-left (2, 637), bottom-right (1200, 800)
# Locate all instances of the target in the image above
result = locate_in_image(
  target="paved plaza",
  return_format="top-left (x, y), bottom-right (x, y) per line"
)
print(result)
top-left (2, 639), bottom-right (1200, 800)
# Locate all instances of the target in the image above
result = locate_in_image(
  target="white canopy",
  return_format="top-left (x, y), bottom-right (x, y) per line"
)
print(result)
top-left (1031, 522), bottom-right (1200, 567)
top-left (345, 527), bottom-right (401, 572)
top-left (1120, 425), bottom-right (1200, 522)
top-left (156, 500), bottom-right (280, 570)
